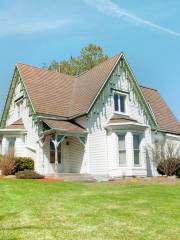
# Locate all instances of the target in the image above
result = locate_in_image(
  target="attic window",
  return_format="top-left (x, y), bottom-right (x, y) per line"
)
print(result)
top-left (114, 93), bottom-right (126, 113)
top-left (15, 96), bottom-right (23, 118)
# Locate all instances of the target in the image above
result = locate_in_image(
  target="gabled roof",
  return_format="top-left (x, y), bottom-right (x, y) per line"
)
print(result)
top-left (43, 119), bottom-right (86, 134)
top-left (7, 119), bottom-right (25, 129)
top-left (1, 53), bottom-right (179, 135)
top-left (69, 54), bottom-right (121, 116)
top-left (140, 86), bottom-right (180, 135)
top-left (17, 54), bottom-right (121, 118)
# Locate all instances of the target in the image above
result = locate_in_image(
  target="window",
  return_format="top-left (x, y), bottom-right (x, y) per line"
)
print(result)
top-left (114, 93), bottom-right (126, 113)
top-left (15, 97), bottom-right (23, 118)
top-left (7, 138), bottom-right (15, 152)
top-left (133, 134), bottom-right (141, 165)
top-left (17, 102), bottom-right (23, 118)
top-left (118, 135), bottom-right (126, 165)
top-left (50, 141), bottom-right (61, 164)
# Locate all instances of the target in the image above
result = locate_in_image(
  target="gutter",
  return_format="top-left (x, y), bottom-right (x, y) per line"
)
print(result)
top-left (40, 128), bottom-right (87, 137)
top-left (0, 129), bottom-right (27, 135)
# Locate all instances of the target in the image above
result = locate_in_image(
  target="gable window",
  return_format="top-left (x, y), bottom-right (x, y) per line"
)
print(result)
top-left (133, 134), bottom-right (141, 166)
top-left (17, 102), bottom-right (21, 118)
top-left (15, 96), bottom-right (23, 118)
top-left (50, 140), bottom-right (61, 164)
top-left (114, 93), bottom-right (126, 113)
top-left (118, 135), bottom-right (126, 166)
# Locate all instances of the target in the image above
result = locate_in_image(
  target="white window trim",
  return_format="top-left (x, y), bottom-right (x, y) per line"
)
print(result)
top-left (113, 91), bottom-right (128, 115)
top-left (133, 134), bottom-right (142, 167)
top-left (117, 133), bottom-right (127, 167)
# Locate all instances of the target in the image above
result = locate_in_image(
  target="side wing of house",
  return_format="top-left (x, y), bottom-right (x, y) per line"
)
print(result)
top-left (76, 55), bottom-right (156, 177)
top-left (0, 67), bottom-right (41, 171)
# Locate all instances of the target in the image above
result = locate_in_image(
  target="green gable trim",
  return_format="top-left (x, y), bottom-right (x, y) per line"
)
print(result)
top-left (87, 53), bottom-right (157, 130)
top-left (122, 56), bottom-right (157, 129)
top-left (0, 66), bottom-right (36, 128)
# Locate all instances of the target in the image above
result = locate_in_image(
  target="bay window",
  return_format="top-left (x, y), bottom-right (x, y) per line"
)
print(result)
top-left (118, 135), bottom-right (126, 166)
top-left (133, 134), bottom-right (141, 166)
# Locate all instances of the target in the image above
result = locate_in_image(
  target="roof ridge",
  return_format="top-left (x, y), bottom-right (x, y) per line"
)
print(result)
top-left (140, 84), bottom-right (158, 92)
top-left (16, 62), bottom-right (76, 80)
top-left (76, 52), bottom-right (122, 79)
top-left (16, 53), bottom-right (122, 81)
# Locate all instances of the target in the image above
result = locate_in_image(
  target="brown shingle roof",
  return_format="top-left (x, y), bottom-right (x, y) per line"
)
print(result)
top-left (43, 119), bottom-right (86, 133)
top-left (17, 54), bottom-right (121, 118)
top-left (17, 63), bottom-right (76, 118)
top-left (15, 55), bottom-right (180, 135)
top-left (7, 119), bottom-right (25, 129)
top-left (140, 86), bottom-right (180, 134)
top-left (69, 54), bottom-right (121, 116)
top-left (109, 114), bottom-right (138, 124)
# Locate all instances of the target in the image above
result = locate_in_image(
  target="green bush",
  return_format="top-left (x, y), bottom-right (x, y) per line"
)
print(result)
top-left (157, 158), bottom-right (180, 176)
top-left (15, 157), bottom-right (34, 172)
top-left (15, 170), bottom-right (44, 179)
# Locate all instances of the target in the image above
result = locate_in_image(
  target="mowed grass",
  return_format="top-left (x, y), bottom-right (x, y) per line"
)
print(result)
top-left (0, 180), bottom-right (179, 240)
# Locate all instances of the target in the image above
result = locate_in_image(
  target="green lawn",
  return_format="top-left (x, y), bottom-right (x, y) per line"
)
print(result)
top-left (0, 179), bottom-right (179, 240)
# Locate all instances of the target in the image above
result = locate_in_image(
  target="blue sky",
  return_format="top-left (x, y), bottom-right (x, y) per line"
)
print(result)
top-left (0, 0), bottom-right (180, 119)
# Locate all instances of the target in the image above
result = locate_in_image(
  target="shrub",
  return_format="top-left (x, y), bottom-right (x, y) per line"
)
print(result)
top-left (157, 158), bottom-right (180, 176)
top-left (175, 160), bottom-right (180, 178)
top-left (0, 154), bottom-right (3, 168)
top-left (15, 170), bottom-right (44, 179)
top-left (1, 151), bottom-right (16, 176)
top-left (15, 157), bottom-right (34, 172)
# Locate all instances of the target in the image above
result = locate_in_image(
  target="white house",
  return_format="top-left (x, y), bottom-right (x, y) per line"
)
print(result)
top-left (0, 52), bottom-right (180, 177)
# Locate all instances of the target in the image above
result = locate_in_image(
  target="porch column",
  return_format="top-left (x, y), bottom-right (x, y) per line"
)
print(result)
top-left (52, 134), bottom-right (65, 171)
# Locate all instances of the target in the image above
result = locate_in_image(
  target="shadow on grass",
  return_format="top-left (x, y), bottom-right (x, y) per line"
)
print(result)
top-left (0, 212), bottom-right (19, 221)
top-left (0, 226), bottom-right (59, 231)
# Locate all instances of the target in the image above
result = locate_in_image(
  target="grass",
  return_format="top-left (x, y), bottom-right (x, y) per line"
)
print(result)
top-left (0, 179), bottom-right (179, 240)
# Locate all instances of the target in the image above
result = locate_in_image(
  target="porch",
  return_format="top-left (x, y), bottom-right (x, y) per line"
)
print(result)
top-left (38, 119), bottom-right (88, 175)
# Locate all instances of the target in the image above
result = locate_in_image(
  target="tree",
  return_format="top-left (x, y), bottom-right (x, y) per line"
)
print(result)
top-left (48, 44), bottom-right (108, 76)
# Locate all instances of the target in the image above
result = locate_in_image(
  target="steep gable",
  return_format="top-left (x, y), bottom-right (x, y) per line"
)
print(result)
top-left (17, 63), bottom-right (76, 118)
top-left (69, 54), bottom-right (121, 117)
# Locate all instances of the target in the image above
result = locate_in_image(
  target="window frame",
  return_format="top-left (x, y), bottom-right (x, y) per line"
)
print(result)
top-left (133, 134), bottom-right (141, 166)
top-left (113, 92), bottom-right (127, 114)
top-left (15, 97), bottom-right (23, 119)
top-left (118, 134), bottom-right (127, 167)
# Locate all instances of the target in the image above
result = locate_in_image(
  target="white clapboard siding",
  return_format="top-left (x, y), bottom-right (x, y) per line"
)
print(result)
top-left (15, 136), bottom-right (26, 157)
top-left (87, 61), bottom-right (152, 176)
top-left (68, 137), bottom-right (84, 173)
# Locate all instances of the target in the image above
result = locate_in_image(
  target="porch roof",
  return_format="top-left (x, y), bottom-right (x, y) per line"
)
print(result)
top-left (43, 119), bottom-right (87, 134)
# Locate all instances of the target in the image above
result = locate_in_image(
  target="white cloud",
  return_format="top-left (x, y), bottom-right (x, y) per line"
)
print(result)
top-left (0, 7), bottom-right (77, 37)
top-left (84, 0), bottom-right (180, 37)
